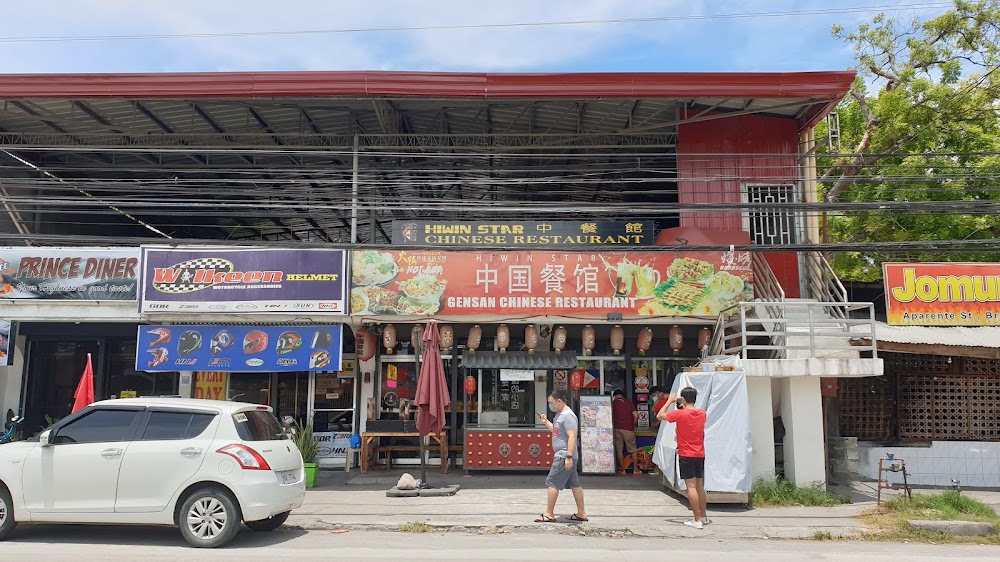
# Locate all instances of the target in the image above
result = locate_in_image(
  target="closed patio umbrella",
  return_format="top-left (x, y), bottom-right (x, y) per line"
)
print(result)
top-left (414, 321), bottom-right (450, 487)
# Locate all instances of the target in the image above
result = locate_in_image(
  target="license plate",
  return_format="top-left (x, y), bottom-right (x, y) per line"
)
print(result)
top-left (278, 469), bottom-right (300, 485)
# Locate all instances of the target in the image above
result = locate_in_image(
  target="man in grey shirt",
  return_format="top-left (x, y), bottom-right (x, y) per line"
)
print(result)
top-left (535, 390), bottom-right (588, 523)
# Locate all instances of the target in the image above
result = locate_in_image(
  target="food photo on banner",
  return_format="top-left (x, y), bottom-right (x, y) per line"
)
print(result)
top-left (351, 250), bottom-right (754, 317)
top-left (139, 246), bottom-right (347, 314)
top-left (0, 247), bottom-right (139, 300)
top-left (135, 325), bottom-right (343, 373)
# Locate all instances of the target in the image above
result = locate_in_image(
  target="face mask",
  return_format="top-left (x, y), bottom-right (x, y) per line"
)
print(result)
top-left (547, 402), bottom-right (558, 413)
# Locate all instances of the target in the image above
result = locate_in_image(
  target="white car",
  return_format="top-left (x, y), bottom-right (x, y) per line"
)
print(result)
top-left (0, 398), bottom-right (305, 548)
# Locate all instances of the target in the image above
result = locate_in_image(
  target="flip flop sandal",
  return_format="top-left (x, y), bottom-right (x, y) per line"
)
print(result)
top-left (534, 514), bottom-right (557, 523)
top-left (567, 514), bottom-right (589, 522)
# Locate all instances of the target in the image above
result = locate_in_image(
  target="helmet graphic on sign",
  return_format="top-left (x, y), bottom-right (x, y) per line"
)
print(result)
top-left (310, 349), bottom-right (331, 369)
top-left (177, 330), bottom-right (202, 356)
top-left (211, 330), bottom-right (235, 355)
top-left (276, 331), bottom-right (302, 355)
top-left (244, 330), bottom-right (268, 355)
top-left (311, 329), bottom-right (333, 349)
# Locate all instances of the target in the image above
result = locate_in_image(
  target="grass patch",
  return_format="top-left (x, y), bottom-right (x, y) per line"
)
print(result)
top-left (812, 531), bottom-right (834, 541)
top-left (398, 522), bottom-right (433, 533)
top-left (749, 478), bottom-right (851, 508)
top-left (858, 492), bottom-right (1000, 545)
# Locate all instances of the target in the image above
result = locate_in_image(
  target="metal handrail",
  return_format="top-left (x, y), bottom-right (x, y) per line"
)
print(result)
top-left (803, 252), bottom-right (849, 322)
top-left (725, 301), bottom-right (878, 360)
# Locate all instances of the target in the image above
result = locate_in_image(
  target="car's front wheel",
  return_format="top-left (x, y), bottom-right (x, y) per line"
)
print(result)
top-left (178, 488), bottom-right (242, 548)
top-left (0, 485), bottom-right (17, 541)
top-left (245, 510), bottom-right (290, 532)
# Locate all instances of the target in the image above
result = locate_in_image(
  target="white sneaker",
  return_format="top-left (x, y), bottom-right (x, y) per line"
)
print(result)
top-left (702, 517), bottom-right (712, 525)
top-left (683, 519), bottom-right (704, 530)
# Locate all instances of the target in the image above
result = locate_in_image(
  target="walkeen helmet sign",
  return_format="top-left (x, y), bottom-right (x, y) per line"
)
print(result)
top-left (139, 246), bottom-right (348, 313)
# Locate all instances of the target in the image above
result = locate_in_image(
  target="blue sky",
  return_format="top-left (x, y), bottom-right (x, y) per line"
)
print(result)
top-left (0, 0), bottom-right (948, 74)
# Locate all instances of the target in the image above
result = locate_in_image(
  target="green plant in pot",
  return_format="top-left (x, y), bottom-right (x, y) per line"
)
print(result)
top-left (293, 421), bottom-right (319, 488)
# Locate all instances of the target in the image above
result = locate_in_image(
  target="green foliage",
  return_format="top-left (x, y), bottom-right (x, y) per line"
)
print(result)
top-left (821, 1), bottom-right (1000, 280)
top-left (292, 421), bottom-right (318, 464)
top-left (883, 491), bottom-right (1000, 523)
top-left (398, 522), bottom-right (433, 533)
top-left (749, 478), bottom-right (852, 507)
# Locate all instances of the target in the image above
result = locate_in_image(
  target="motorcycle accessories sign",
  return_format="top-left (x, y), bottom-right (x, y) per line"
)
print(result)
top-left (136, 324), bottom-right (343, 373)
top-left (139, 247), bottom-right (347, 314)
top-left (0, 247), bottom-right (139, 301)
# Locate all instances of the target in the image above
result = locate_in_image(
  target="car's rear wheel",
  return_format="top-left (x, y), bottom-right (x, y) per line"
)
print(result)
top-left (245, 510), bottom-right (290, 532)
top-left (0, 485), bottom-right (17, 540)
top-left (178, 488), bottom-right (241, 548)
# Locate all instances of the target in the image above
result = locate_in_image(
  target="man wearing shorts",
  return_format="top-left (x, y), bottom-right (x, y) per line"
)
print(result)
top-left (611, 390), bottom-right (641, 475)
top-left (657, 386), bottom-right (708, 530)
top-left (535, 390), bottom-right (587, 523)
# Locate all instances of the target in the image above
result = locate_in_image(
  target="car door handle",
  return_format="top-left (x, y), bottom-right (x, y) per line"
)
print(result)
top-left (180, 447), bottom-right (204, 458)
top-left (101, 448), bottom-right (124, 459)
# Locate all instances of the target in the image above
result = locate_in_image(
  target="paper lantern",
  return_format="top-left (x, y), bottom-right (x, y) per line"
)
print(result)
top-left (497, 324), bottom-right (510, 354)
top-left (355, 328), bottom-right (377, 361)
top-left (669, 325), bottom-right (684, 355)
top-left (570, 371), bottom-right (583, 390)
top-left (465, 375), bottom-right (477, 395)
top-left (553, 326), bottom-right (567, 354)
top-left (524, 325), bottom-right (538, 354)
top-left (382, 324), bottom-right (397, 355)
top-left (610, 325), bottom-right (624, 356)
top-left (467, 324), bottom-right (482, 354)
top-left (440, 324), bottom-right (454, 352)
top-left (411, 324), bottom-right (424, 354)
top-left (582, 325), bottom-right (596, 356)
top-left (698, 327), bottom-right (713, 352)
top-left (637, 327), bottom-right (653, 357)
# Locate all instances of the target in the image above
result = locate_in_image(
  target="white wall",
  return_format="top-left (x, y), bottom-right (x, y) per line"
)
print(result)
top-left (778, 376), bottom-right (826, 488)
top-left (859, 442), bottom-right (1000, 489)
top-left (747, 376), bottom-right (775, 481)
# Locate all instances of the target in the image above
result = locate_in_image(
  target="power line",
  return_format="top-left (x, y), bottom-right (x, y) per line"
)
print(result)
top-left (0, 3), bottom-right (952, 44)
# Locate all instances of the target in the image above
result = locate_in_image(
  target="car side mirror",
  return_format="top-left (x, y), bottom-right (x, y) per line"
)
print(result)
top-left (39, 429), bottom-right (53, 447)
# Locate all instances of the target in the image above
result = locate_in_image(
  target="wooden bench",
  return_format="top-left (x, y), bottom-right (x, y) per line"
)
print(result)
top-left (360, 431), bottom-right (449, 474)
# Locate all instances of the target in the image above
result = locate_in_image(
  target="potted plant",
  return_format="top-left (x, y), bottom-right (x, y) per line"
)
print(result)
top-left (292, 421), bottom-right (319, 488)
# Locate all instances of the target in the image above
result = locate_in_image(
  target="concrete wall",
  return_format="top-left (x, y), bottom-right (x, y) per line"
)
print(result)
top-left (859, 442), bottom-right (1000, 489)
top-left (747, 376), bottom-right (776, 481)
top-left (778, 376), bottom-right (826, 487)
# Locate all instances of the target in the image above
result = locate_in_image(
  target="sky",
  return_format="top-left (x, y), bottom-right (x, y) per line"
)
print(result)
top-left (0, 0), bottom-right (950, 74)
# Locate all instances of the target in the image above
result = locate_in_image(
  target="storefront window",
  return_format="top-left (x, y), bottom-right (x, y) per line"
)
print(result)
top-left (655, 359), bottom-right (686, 391)
top-left (603, 359), bottom-right (627, 395)
top-left (480, 370), bottom-right (534, 425)
top-left (23, 340), bottom-right (98, 432)
top-left (379, 359), bottom-right (417, 418)
top-left (107, 338), bottom-right (177, 399)
top-left (576, 359), bottom-right (601, 397)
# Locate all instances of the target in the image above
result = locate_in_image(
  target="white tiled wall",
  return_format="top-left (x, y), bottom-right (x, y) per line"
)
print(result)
top-left (858, 441), bottom-right (1000, 489)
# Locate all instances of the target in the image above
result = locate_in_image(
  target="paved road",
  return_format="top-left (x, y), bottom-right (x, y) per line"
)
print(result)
top-left (2, 527), bottom-right (996, 560)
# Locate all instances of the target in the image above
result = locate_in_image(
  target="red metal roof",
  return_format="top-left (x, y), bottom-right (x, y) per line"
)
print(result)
top-left (0, 70), bottom-right (855, 100)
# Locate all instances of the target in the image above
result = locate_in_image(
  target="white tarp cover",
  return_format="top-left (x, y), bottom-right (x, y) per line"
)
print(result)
top-left (652, 369), bottom-right (753, 493)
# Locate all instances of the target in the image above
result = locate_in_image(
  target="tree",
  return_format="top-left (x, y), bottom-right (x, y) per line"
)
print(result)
top-left (820, 0), bottom-right (1000, 281)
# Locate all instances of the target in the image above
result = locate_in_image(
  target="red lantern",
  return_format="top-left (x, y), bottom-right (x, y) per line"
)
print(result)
top-left (440, 324), bottom-right (454, 352)
top-left (669, 325), bottom-right (684, 355)
top-left (383, 324), bottom-right (397, 355)
top-left (497, 324), bottom-right (510, 354)
top-left (411, 324), bottom-right (424, 354)
top-left (610, 325), bottom-right (625, 356)
top-left (637, 327), bottom-right (653, 357)
top-left (553, 326), bottom-right (567, 354)
top-left (467, 324), bottom-right (482, 354)
top-left (464, 375), bottom-right (477, 395)
top-left (698, 327), bottom-right (713, 352)
top-left (355, 328), bottom-right (377, 361)
top-left (570, 371), bottom-right (583, 391)
top-left (581, 325), bottom-right (596, 356)
top-left (525, 325), bottom-right (538, 354)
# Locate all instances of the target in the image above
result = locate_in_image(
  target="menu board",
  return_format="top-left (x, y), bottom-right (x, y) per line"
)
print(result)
top-left (579, 395), bottom-right (615, 474)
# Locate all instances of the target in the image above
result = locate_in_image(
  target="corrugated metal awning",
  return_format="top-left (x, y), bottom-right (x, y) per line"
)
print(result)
top-left (853, 322), bottom-right (1000, 349)
top-left (462, 350), bottom-right (579, 370)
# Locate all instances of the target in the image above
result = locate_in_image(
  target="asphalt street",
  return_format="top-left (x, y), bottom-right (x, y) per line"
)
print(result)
top-left (2, 527), bottom-right (997, 560)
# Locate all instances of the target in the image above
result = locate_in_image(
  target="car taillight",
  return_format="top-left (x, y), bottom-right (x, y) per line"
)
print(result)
top-left (217, 444), bottom-right (271, 470)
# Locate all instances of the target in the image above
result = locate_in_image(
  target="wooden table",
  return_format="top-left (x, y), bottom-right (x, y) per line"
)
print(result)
top-left (360, 431), bottom-right (449, 475)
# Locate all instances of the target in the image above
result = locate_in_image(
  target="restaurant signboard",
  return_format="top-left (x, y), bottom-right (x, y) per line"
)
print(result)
top-left (0, 247), bottom-right (139, 301)
top-left (351, 249), bottom-right (753, 317)
top-left (884, 262), bottom-right (1000, 326)
top-left (392, 220), bottom-right (655, 247)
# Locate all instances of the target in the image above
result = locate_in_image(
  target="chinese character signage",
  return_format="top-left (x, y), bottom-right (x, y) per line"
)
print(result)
top-left (140, 247), bottom-right (348, 314)
top-left (884, 262), bottom-right (1000, 326)
top-left (351, 250), bottom-right (753, 317)
top-left (392, 220), bottom-right (654, 247)
top-left (136, 324), bottom-right (343, 372)
top-left (0, 247), bottom-right (139, 301)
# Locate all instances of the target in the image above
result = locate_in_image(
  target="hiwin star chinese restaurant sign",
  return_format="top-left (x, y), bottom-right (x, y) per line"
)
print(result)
top-left (391, 220), bottom-right (655, 247)
top-left (884, 262), bottom-right (1000, 326)
top-left (351, 250), bottom-right (754, 318)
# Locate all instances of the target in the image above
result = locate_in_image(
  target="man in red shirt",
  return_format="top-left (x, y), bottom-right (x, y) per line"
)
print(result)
top-left (657, 387), bottom-right (708, 530)
top-left (611, 390), bottom-right (641, 475)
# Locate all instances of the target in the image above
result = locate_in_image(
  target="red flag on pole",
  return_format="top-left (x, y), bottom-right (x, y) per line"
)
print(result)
top-left (72, 353), bottom-right (95, 413)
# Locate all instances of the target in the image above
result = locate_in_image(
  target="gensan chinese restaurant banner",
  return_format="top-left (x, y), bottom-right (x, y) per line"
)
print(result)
top-left (0, 247), bottom-right (139, 301)
top-left (884, 262), bottom-right (1000, 326)
top-left (351, 250), bottom-right (754, 317)
top-left (140, 247), bottom-right (348, 314)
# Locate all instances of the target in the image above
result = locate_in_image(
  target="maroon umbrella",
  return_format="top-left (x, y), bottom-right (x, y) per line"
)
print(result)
top-left (414, 321), bottom-right (450, 486)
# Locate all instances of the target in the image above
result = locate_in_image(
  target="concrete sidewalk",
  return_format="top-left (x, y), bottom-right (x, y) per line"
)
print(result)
top-left (286, 469), bottom-right (873, 539)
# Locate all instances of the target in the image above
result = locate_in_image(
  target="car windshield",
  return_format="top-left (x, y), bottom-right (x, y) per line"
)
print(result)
top-left (233, 409), bottom-right (287, 441)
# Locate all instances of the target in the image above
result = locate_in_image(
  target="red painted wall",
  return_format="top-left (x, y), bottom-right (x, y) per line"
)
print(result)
top-left (677, 113), bottom-right (801, 297)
